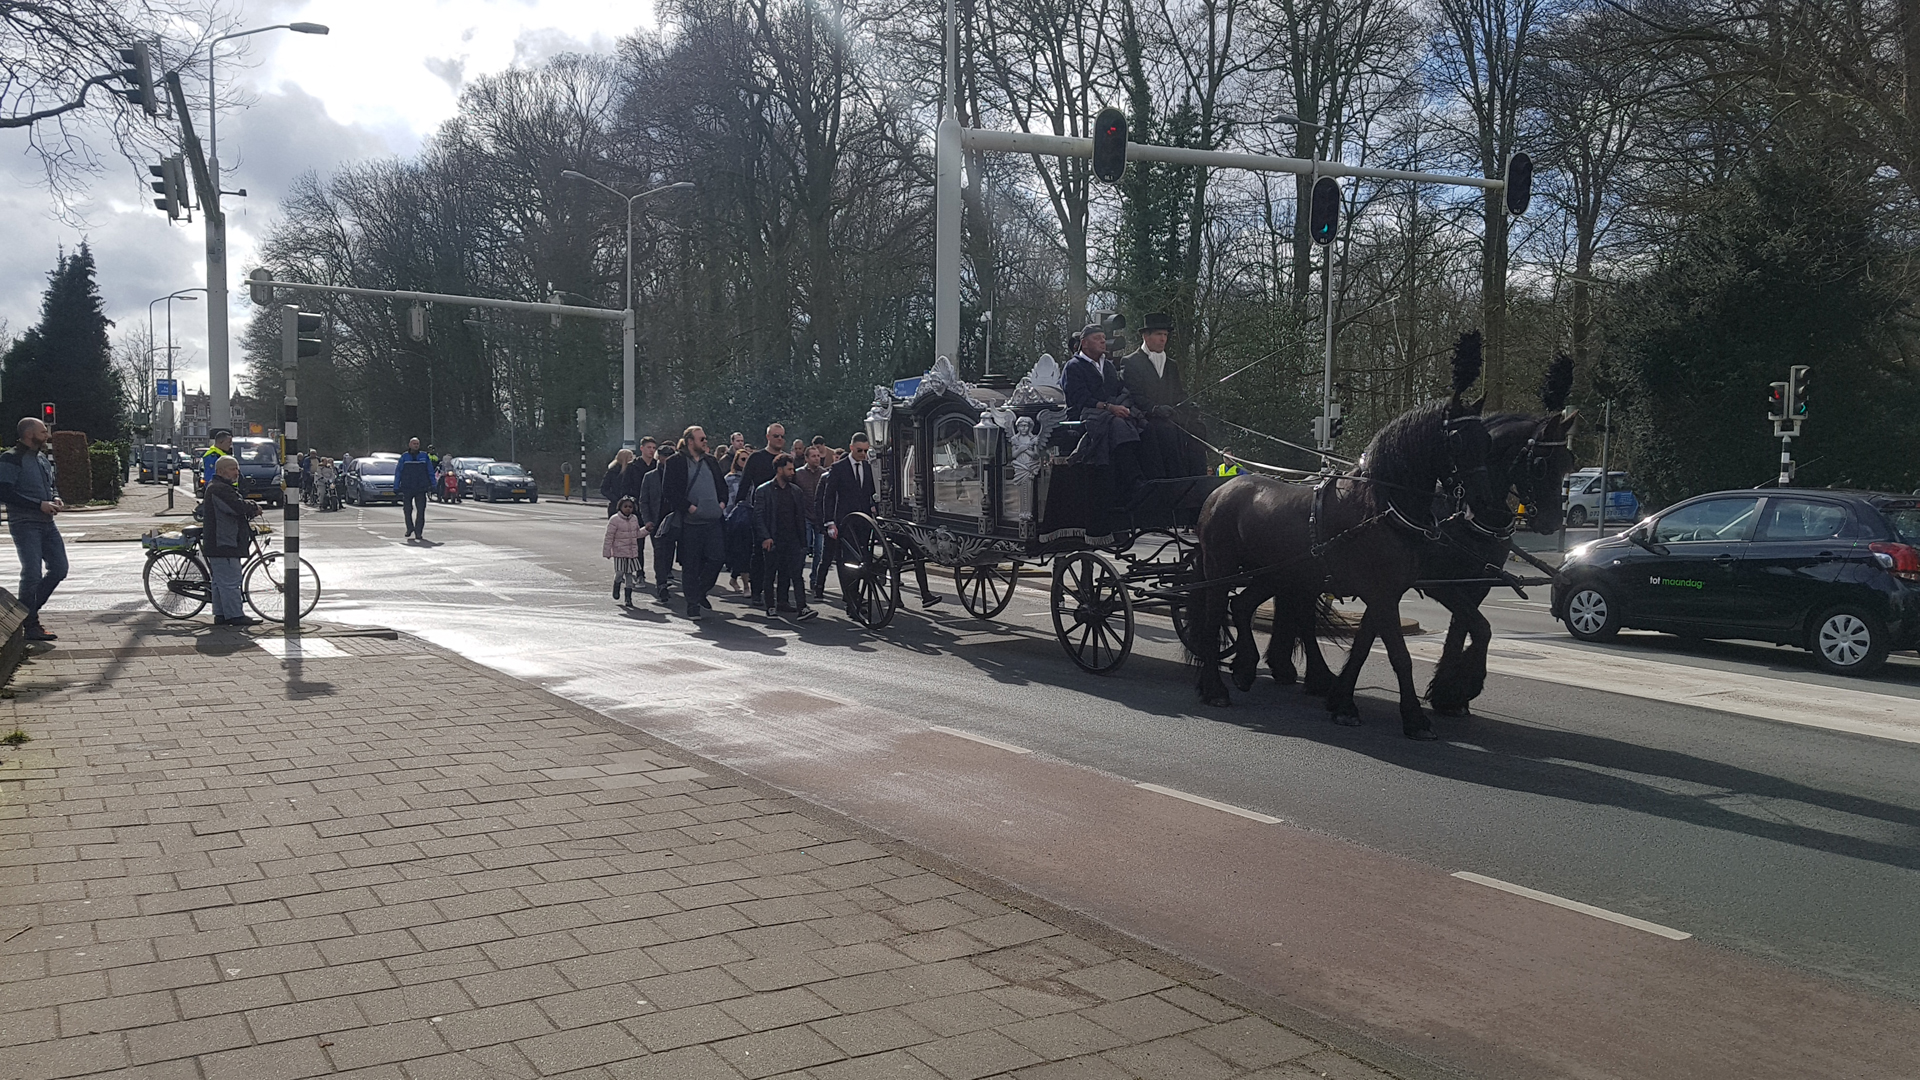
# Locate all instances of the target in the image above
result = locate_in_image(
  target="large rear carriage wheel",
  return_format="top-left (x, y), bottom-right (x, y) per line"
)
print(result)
top-left (1052, 551), bottom-right (1134, 674)
top-left (838, 513), bottom-right (898, 629)
top-left (954, 562), bottom-right (1019, 621)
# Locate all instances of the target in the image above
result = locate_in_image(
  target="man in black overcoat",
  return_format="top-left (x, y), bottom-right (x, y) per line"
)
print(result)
top-left (1117, 311), bottom-right (1205, 478)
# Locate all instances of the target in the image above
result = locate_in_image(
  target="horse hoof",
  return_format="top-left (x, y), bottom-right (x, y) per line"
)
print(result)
top-left (1331, 713), bottom-right (1362, 727)
top-left (1404, 724), bottom-right (1438, 741)
top-left (1271, 666), bottom-right (1297, 687)
top-left (1232, 671), bottom-right (1256, 693)
top-left (1204, 693), bottom-right (1232, 708)
top-left (1328, 701), bottom-right (1361, 726)
top-left (1433, 703), bottom-right (1470, 718)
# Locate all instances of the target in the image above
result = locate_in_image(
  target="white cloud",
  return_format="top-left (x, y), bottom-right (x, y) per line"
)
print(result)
top-left (2, 0), bottom-right (654, 401)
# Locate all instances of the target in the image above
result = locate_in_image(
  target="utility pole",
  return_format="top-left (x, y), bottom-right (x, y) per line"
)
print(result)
top-left (281, 306), bottom-right (322, 634)
top-left (577, 408), bottom-right (588, 503)
top-left (1596, 398), bottom-right (1612, 534)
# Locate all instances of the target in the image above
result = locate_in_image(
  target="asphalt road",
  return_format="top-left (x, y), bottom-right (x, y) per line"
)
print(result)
top-left (43, 492), bottom-right (1920, 1078)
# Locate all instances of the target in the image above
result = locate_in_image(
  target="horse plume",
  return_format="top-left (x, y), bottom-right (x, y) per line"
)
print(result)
top-left (1542, 352), bottom-right (1574, 413)
top-left (1450, 331), bottom-right (1484, 401)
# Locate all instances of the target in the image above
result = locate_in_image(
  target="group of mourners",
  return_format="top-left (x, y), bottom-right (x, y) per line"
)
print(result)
top-left (599, 424), bottom-right (944, 622)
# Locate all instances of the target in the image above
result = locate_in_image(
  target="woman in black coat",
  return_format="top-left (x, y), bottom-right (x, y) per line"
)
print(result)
top-left (599, 449), bottom-right (634, 516)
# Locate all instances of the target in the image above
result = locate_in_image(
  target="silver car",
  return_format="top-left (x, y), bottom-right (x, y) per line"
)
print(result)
top-left (1562, 469), bottom-right (1641, 528)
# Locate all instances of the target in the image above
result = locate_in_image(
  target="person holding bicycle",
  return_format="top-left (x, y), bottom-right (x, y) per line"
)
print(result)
top-left (204, 456), bottom-right (262, 627)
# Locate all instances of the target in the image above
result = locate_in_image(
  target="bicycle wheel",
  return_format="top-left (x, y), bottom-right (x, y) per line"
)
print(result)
top-left (144, 551), bottom-right (210, 618)
top-left (243, 552), bottom-right (321, 622)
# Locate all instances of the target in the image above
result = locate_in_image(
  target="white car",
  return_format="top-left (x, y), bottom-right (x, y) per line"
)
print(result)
top-left (1563, 469), bottom-right (1641, 528)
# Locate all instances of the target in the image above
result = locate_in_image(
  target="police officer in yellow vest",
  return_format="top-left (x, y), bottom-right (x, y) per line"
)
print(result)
top-left (201, 429), bottom-right (233, 490)
top-left (1216, 450), bottom-right (1240, 478)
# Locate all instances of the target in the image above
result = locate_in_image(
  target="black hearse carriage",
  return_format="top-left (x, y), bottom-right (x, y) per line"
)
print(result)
top-left (835, 357), bottom-right (1227, 673)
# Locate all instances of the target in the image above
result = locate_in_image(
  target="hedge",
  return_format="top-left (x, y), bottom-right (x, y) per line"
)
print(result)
top-left (89, 440), bottom-right (122, 502)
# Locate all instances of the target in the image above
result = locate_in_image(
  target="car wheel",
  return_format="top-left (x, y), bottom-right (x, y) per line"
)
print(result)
top-left (528, 495), bottom-right (537, 503)
top-left (1563, 582), bottom-right (1620, 642)
top-left (1808, 606), bottom-right (1889, 677)
top-left (1566, 505), bottom-right (1589, 528)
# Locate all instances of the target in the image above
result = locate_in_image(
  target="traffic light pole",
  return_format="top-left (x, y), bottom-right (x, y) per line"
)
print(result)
top-left (1319, 241), bottom-right (1335, 460)
top-left (1779, 434), bottom-right (1793, 487)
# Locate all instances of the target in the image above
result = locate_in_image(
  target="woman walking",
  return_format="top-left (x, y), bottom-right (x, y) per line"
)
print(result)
top-left (600, 448), bottom-right (634, 517)
top-left (723, 447), bottom-right (755, 594)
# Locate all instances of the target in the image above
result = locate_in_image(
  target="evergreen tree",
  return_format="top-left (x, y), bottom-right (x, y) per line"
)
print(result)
top-left (1, 244), bottom-right (126, 442)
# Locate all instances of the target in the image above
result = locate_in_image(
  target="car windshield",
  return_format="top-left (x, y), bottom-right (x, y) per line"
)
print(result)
top-left (1653, 496), bottom-right (1760, 544)
top-left (359, 460), bottom-right (397, 476)
top-left (1882, 507), bottom-right (1920, 545)
top-left (236, 442), bottom-right (277, 464)
top-left (486, 464), bottom-right (528, 477)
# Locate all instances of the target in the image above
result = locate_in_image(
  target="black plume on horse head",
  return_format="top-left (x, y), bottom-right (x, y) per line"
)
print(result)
top-left (1542, 352), bottom-right (1574, 413)
top-left (1450, 330), bottom-right (1484, 402)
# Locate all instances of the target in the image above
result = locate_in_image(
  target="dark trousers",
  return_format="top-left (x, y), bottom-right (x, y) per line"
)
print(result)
top-left (651, 532), bottom-right (677, 591)
top-left (401, 492), bottom-right (428, 536)
top-left (770, 541), bottom-right (807, 610)
top-left (677, 521), bottom-right (724, 613)
top-left (9, 521), bottom-right (67, 629)
top-left (806, 522), bottom-right (830, 593)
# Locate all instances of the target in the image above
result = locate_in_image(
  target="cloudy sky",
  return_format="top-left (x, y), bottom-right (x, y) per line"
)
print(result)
top-left (0, 0), bottom-right (655, 405)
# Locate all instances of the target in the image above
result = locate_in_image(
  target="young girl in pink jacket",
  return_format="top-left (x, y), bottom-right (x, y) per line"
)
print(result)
top-left (602, 496), bottom-right (650, 606)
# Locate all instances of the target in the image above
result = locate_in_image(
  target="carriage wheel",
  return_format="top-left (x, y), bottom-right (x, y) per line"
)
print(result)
top-left (1052, 551), bottom-right (1134, 674)
top-left (837, 513), bottom-right (898, 629)
top-left (1171, 593), bottom-right (1239, 659)
top-left (954, 562), bottom-right (1019, 621)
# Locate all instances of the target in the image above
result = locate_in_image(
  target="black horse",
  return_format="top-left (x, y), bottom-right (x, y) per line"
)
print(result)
top-left (1190, 333), bottom-right (1501, 739)
top-left (1231, 356), bottom-right (1581, 719)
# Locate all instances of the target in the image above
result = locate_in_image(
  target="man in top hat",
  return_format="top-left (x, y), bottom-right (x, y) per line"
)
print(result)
top-left (1060, 324), bottom-right (1144, 530)
top-left (1118, 311), bottom-right (1205, 477)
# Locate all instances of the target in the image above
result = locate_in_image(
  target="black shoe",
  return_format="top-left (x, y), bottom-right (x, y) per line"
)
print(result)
top-left (811, 585), bottom-right (825, 601)
top-left (687, 605), bottom-right (704, 620)
top-left (613, 582), bottom-right (623, 598)
top-left (921, 594), bottom-right (944, 608)
top-left (795, 608), bottom-right (819, 622)
top-left (228, 616), bottom-right (263, 627)
top-left (23, 626), bottom-right (56, 642)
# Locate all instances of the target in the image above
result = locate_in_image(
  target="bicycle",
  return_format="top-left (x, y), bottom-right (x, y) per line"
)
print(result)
top-left (142, 521), bottom-right (320, 623)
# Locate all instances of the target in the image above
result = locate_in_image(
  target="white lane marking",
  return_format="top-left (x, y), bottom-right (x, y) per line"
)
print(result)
top-left (1135, 783), bottom-right (1283, 824)
top-left (1388, 637), bottom-right (1920, 746)
top-left (929, 725), bottom-right (1032, 754)
top-left (1452, 871), bottom-right (1691, 940)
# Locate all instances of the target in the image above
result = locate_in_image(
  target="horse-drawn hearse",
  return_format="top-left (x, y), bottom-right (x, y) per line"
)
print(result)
top-left (834, 354), bottom-right (1228, 674)
top-left (839, 334), bottom-right (1583, 739)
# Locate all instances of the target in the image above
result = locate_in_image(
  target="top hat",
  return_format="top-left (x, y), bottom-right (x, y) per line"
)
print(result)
top-left (1140, 311), bottom-right (1175, 333)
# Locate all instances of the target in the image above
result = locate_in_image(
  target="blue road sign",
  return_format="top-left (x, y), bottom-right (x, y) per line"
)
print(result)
top-left (156, 379), bottom-right (178, 399)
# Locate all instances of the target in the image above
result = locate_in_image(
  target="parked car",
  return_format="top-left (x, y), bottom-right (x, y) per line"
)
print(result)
top-left (1552, 488), bottom-right (1920, 675)
top-left (471, 462), bottom-right (538, 502)
top-left (343, 455), bottom-right (402, 506)
top-left (137, 443), bottom-right (178, 484)
top-left (445, 456), bottom-right (495, 497)
top-left (1562, 468), bottom-right (1641, 528)
top-left (230, 437), bottom-right (285, 506)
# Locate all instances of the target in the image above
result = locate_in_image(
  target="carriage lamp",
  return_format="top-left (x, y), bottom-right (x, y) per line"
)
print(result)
top-left (972, 415), bottom-right (1001, 462)
top-left (864, 401), bottom-right (893, 450)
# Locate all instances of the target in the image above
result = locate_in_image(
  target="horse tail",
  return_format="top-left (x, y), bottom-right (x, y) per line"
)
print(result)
top-left (1314, 593), bottom-right (1353, 646)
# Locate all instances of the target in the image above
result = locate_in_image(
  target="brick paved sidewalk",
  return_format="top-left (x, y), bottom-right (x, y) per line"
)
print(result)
top-left (0, 613), bottom-right (1408, 1080)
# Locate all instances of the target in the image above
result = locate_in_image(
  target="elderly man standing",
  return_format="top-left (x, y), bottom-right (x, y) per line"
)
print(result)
top-left (203, 455), bottom-right (262, 627)
top-left (0, 418), bottom-right (67, 641)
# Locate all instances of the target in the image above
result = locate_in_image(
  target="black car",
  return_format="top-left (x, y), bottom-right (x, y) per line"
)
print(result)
top-left (446, 456), bottom-right (495, 496)
top-left (472, 462), bottom-right (538, 502)
top-left (1552, 488), bottom-right (1920, 675)
top-left (231, 437), bottom-right (286, 506)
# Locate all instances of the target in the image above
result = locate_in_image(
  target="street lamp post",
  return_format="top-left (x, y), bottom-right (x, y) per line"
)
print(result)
top-left (147, 289), bottom-right (204, 448)
top-left (203, 21), bottom-right (328, 434)
top-left (560, 171), bottom-right (692, 449)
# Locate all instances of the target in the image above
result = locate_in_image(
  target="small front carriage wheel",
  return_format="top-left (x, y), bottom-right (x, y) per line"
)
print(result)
top-left (954, 562), bottom-right (1019, 621)
top-left (1052, 551), bottom-right (1134, 674)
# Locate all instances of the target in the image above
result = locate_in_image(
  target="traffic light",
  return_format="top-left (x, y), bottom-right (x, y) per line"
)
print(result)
top-left (1788, 364), bottom-right (1810, 418)
top-left (1505, 152), bottom-right (1533, 216)
top-left (283, 309), bottom-right (325, 368)
top-left (248, 268), bottom-right (274, 306)
top-left (1309, 176), bottom-right (1340, 245)
top-left (1767, 381), bottom-right (1788, 422)
top-left (149, 155), bottom-right (186, 219)
top-left (1328, 401), bottom-right (1345, 440)
top-left (407, 303), bottom-right (428, 342)
top-left (40, 403), bottom-right (55, 428)
top-left (1092, 107), bottom-right (1128, 184)
top-left (119, 43), bottom-right (158, 116)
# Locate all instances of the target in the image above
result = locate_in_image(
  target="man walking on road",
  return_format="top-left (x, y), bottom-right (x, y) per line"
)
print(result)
top-left (203, 455), bottom-right (262, 627)
top-left (661, 426), bottom-right (728, 619)
top-left (793, 443), bottom-right (830, 600)
top-left (822, 432), bottom-right (942, 615)
top-left (640, 443), bottom-right (677, 603)
top-left (740, 423), bottom-right (786, 607)
top-left (0, 418), bottom-right (67, 641)
top-left (396, 437), bottom-right (437, 541)
top-left (752, 452), bottom-right (816, 621)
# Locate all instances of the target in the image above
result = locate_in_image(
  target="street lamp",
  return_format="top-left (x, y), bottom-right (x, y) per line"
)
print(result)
top-left (203, 20), bottom-right (329, 436)
top-left (147, 289), bottom-right (204, 447)
top-left (560, 170), bottom-right (693, 448)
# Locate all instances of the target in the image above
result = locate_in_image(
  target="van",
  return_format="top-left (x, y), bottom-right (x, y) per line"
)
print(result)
top-left (137, 443), bottom-right (178, 484)
top-left (230, 437), bottom-right (285, 506)
top-left (1563, 468), bottom-right (1640, 528)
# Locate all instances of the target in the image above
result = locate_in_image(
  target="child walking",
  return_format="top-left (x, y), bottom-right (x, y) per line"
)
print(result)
top-left (602, 496), bottom-right (650, 606)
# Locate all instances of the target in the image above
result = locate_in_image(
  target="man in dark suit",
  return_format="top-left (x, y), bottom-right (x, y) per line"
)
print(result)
top-left (1060, 325), bottom-right (1143, 506)
top-left (821, 432), bottom-right (942, 614)
top-left (740, 423), bottom-right (787, 606)
top-left (1118, 311), bottom-right (1205, 477)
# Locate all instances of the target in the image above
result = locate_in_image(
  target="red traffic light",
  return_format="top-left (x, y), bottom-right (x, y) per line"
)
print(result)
top-left (1092, 106), bottom-right (1128, 184)
top-left (40, 402), bottom-right (55, 427)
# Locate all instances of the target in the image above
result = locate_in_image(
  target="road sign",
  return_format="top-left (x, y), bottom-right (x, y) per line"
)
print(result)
top-left (156, 379), bottom-right (178, 400)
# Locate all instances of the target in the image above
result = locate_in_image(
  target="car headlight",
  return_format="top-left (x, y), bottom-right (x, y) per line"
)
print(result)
top-left (1566, 541), bottom-right (1594, 562)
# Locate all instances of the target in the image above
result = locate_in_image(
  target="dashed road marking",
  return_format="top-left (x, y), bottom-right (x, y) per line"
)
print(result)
top-left (929, 726), bottom-right (1032, 754)
top-left (1452, 871), bottom-right (1691, 940)
top-left (1135, 783), bottom-right (1283, 824)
